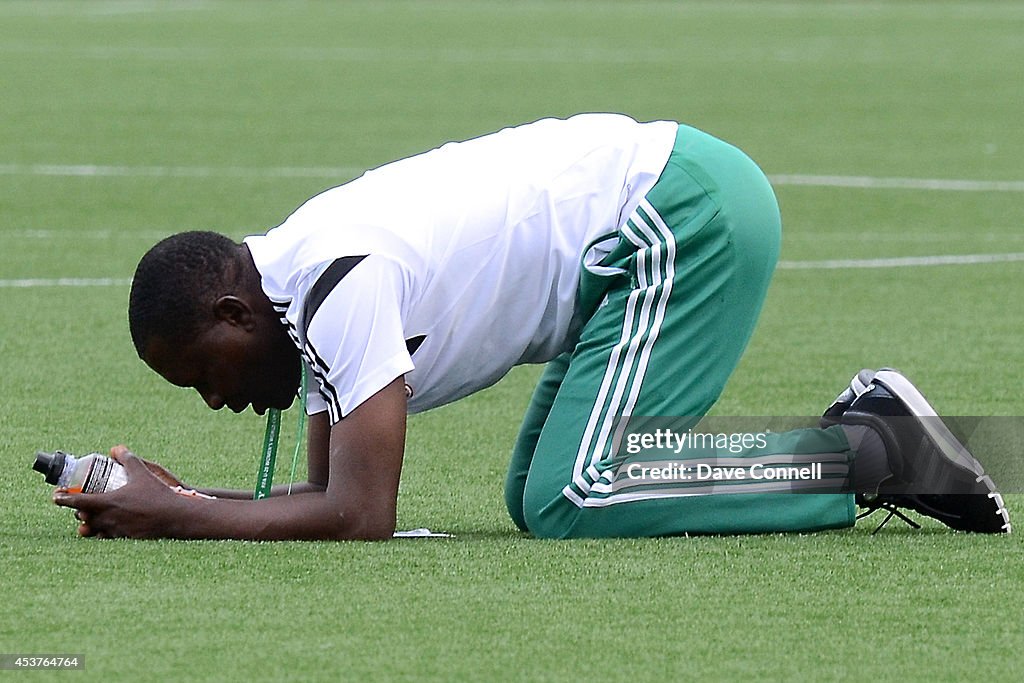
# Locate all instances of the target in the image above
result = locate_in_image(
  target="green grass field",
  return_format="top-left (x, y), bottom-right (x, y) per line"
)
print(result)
top-left (2, 1), bottom-right (1022, 681)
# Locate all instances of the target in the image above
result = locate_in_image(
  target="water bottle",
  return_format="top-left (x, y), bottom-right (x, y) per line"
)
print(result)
top-left (32, 450), bottom-right (128, 494)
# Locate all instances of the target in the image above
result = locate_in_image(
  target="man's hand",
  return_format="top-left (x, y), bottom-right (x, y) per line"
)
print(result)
top-left (53, 447), bottom-right (190, 539)
top-left (49, 376), bottom-right (409, 541)
top-left (136, 449), bottom-right (187, 488)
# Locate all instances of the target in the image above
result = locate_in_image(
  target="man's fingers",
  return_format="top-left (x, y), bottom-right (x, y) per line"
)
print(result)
top-left (109, 446), bottom-right (144, 471)
top-left (53, 490), bottom-right (103, 511)
top-left (53, 490), bottom-right (81, 508)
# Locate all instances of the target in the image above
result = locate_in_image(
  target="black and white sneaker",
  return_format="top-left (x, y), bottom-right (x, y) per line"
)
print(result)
top-left (837, 369), bottom-right (1011, 534)
top-left (820, 368), bottom-right (880, 427)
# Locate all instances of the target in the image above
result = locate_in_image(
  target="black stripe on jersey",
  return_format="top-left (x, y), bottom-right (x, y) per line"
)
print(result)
top-left (300, 255), bottom-right (368, 338)
top-left (270, 298), bottom-right (292, 320)
top-left (270, 298), bottom-right (299, 345)
top-left (296, 256), bottom-right (368, 423)
top-left (303, 339), bottom-right (343, 422)
top-left (405, 335), bottom-right (426, 356)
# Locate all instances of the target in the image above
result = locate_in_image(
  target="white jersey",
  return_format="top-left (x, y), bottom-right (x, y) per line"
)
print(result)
top-left (245, 114), bottom-right (677, 422)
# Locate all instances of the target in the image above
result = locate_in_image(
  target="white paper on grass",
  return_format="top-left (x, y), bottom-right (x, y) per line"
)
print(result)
top-left (392, 528), bottom-right (453, 538)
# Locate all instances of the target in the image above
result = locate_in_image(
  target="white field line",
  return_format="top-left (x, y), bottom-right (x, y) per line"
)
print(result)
top-left (0, 277), bottom-right (132, 288)
top-left (81, 0), bottom-right (213, 15)
top-left (0, 0), bottom-right (212, 17)
top-left (0, 163), bottom-right (362, 179)
top-left (3, 253), bottom-right (1021, 288)
top-left (9, 228), bottom-right (171, 240)
top-left (777, 253), bottom-right (1024, 270)
top-left (1, 45), bottom-right (695, 63)
top-left (1, 164), bottom-right (1023, 193)
top-left (770, 174), bottom-right (1024, 193)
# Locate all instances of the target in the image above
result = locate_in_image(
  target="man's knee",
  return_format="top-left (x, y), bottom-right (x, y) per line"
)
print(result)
top-left (521, 483), bottom-right (577, 539)
top-left (504, 469), bottom-right (530, 533)
top-left (505, 495), bottom-right (530, 533)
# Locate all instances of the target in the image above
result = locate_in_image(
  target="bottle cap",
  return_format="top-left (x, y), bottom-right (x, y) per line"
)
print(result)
top-left (32, 450), bottom-right (68, 485)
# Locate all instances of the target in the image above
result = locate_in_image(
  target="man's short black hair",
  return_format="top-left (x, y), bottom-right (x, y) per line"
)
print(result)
top-left (128, 231), bottom-right (243, 356)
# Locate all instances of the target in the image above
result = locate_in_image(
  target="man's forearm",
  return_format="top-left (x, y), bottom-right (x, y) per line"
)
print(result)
top-left (166, 490), bottom-right (391, 541)
top-left (60, 383), bottom-right (406, 541)
top-left (197, 480), bottom-right (326, 500)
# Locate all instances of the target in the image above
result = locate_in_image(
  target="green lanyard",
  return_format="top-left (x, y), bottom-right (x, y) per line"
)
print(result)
top-left (254, 365), bottom-right (308, 500)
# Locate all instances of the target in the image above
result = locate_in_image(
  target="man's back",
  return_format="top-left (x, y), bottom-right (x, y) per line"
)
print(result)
top-left (247, 114), bottom-right (677, 418)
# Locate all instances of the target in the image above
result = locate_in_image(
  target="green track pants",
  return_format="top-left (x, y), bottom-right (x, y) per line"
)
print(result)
top-left (504, 124), bottom-right (856, 538)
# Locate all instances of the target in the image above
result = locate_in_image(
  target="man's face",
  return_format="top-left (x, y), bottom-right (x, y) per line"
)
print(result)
top-left (143, 320), bottom-right (301, 415)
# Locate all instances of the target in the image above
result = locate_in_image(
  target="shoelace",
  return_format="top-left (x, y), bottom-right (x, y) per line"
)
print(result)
top-left (856, 502), bottom-right (922, 535)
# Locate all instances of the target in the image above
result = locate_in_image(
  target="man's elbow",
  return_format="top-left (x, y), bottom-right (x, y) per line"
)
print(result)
top-left (330, 507), bottom-right (395, 541)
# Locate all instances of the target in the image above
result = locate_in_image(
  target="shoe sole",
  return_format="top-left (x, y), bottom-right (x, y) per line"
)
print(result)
top-left (871, 370), bottom-right (1011, 533)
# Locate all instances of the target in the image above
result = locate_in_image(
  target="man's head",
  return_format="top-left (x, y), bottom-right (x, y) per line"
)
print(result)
top-left (129, 231), bottom-right (301, 414)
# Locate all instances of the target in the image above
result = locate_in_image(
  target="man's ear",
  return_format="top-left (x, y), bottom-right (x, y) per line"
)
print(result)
top-left (212, 295), bottom-right (256, 330)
